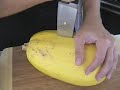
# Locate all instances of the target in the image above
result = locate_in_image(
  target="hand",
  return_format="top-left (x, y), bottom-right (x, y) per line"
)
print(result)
top-left (75, 21), bottom-right (118, 81)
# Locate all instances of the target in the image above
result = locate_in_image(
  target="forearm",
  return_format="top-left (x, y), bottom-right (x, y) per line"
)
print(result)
top-left (83, 0), bottom-right (102, 24)
top-left (0, 0), bottom-right (51, 18)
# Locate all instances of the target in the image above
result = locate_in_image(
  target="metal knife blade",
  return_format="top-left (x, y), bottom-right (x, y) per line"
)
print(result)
top-left (57, 0), bottom-right (83, 37)
top-left (57, 1), bottom-right (77, 37)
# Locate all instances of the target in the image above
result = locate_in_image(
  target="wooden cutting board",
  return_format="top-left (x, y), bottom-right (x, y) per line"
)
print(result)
top-left (12, 34), bottom-right (120, 90)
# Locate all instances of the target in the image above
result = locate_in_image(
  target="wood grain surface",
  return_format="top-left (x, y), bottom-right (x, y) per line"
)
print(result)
top-left (13, 46), bottom-right (120, 90)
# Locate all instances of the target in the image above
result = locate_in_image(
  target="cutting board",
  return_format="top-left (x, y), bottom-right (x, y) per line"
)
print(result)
top-left (13, 47), bottom-right (120, 90)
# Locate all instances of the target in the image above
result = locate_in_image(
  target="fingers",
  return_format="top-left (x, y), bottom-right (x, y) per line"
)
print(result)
top-left (75, 36), bottom-right (85, 66)
top-left (75, 34), bottom-right (118, 81)
top-left (97, 47), bottom-right (114, 81)
top-left (106, 48), bottom-right (118, 79)
top-left (86, 41), bottom-right (108, 75)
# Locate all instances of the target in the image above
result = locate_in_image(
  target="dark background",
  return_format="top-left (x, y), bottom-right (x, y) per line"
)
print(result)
top-left (0, 0), bottom-right (120, 50)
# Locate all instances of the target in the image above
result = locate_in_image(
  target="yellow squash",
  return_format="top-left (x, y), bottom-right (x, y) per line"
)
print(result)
top-left (26, 30), bottom-right (105, 86)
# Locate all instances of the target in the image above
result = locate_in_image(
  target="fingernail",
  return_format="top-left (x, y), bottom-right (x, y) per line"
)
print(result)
top-left (76, 59), bottom-right (82, 66)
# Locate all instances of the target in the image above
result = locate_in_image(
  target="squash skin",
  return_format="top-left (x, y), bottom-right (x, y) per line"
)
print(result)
top-left (26, 30), bottom-right (105, 86)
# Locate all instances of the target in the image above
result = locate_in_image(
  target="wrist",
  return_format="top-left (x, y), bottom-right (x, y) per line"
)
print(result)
top-left (83, 11), bottom-right (102, 26)
top-left (83, 0), bottom-right (102, 25)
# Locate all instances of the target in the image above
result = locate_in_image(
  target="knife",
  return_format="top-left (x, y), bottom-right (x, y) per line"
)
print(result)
top-left (57, 0), bottom-right (83, 37)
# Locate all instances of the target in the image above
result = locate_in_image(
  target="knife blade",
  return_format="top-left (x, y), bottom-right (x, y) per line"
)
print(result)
top-left (57, 0), bottom-right (83, 37)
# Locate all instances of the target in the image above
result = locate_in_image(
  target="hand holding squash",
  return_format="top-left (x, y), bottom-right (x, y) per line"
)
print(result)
top-left (75, 22), bottom-right (118, 81)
